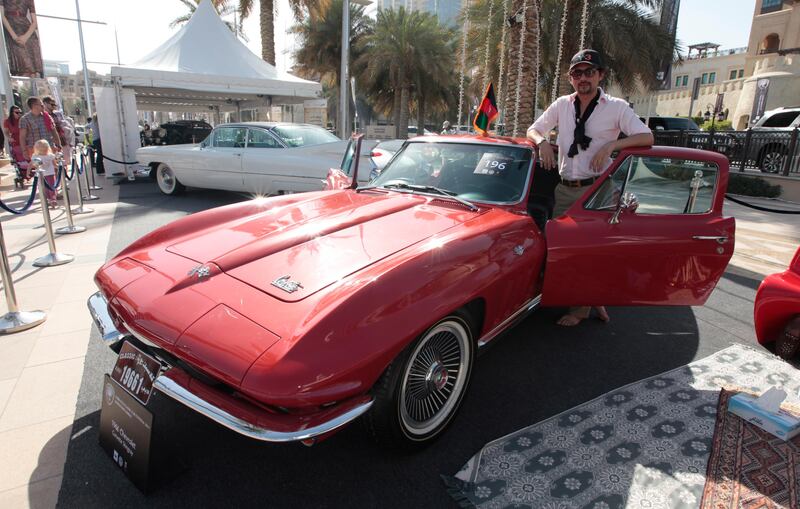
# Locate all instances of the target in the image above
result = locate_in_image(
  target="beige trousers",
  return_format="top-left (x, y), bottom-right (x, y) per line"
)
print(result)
top-left (553, 183), bottom-right (589, 218)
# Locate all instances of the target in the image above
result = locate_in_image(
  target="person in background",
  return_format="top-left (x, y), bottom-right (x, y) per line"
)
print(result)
top-left (18, 96), bottom-right (61, 178)
top-left (87, 114), bottom-right (104, 174)
top-left (42, 96), bottom-right (74, 167)
top-left (3, 105), bottom-right (24, 171)
top-left (32, 139), bottom-right (57, 207)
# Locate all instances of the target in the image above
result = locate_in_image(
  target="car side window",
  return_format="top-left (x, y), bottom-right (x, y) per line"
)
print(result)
top-left (761, 111), bottom-right (800, 128)
top-left (247, 129), bottom-right (281, 148)
top-left (213, 127), bottom-right (247, 148)
top-left (585, 155), bottom-right (719, 215)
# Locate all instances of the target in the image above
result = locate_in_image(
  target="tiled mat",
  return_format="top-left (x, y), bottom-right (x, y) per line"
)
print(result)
top-left (443, 344), bottom-right (800, 509)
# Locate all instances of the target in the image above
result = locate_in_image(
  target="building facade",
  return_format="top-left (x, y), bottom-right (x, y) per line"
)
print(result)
top-left (613, 0), bottom-right (800, 130)
top-left (376, 0), bottom-right (466, 26)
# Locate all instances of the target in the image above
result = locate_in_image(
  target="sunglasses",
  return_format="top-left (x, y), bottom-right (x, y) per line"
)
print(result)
top-left (12, 111), bottom-right (20, 115)
top-left (569, 68), bottom-right (598, 79)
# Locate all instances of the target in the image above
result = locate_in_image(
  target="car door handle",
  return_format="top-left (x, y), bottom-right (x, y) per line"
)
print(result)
top-left (692, 235), bottom-right (728, 244)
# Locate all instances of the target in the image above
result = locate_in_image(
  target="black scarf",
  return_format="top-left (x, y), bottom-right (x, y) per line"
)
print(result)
top-left (567, 91), bottom-right (601, 158)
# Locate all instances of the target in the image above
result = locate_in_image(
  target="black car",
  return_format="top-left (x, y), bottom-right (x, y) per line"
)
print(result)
top-left (143, 120), bottom-right (213, 146)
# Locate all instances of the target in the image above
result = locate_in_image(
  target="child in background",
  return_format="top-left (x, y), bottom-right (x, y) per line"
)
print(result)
top-left (33, 139), bottom-right (58, 208)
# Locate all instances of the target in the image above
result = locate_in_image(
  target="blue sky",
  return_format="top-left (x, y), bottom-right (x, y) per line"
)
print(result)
top-left (675, 0), bottom-right (757, 51)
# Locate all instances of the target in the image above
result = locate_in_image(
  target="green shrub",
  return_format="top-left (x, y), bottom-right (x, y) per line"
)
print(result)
top-left (727, 174), bottom-right (781, 198)
top-left (700, 119), bottom-right (733, 131)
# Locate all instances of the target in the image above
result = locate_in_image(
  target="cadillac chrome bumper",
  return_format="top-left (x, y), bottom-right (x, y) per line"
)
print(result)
top-left (87, 291), bottom-right (374, 443)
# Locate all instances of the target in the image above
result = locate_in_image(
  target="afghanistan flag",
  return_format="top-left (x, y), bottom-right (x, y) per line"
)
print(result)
top-left (473, 82), bottom-right (499, 136)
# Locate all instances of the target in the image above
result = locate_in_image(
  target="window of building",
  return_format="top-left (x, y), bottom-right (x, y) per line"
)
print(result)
top-left (675, 76), bottom-right (681, 87)
top-left (682, 75), bottom-right (688, 87)
top-left (738, 69), bottom-right (744, 78)
top-left (729, 70), bottom-right (737, 80)
top-left (760, 33), bottom-right (780, 54)
top-left (709, 72), bottom-right (716, 84)
top-left (701, 73), bottom-right (709, 84)
top-left (761, 0), bottom-right (783, 14)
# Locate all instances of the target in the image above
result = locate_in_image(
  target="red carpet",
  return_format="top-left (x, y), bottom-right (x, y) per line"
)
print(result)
top-left (700, 390), bottom-right (800, 508)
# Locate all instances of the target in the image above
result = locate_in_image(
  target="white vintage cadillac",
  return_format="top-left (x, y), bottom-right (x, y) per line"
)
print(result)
top-left (137, 122), bottom-right (375, 196)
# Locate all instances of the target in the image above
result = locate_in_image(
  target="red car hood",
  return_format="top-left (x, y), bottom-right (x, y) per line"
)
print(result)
top-left (102, 190), bottom-right (482, 389)
top-left (166, 191), bottom-right (479, 301)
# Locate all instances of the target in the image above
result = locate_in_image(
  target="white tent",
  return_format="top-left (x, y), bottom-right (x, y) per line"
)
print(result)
top-left (96, 0), bottom-right (321, 178)
top-left (109, 0), bottom-right (321, 110)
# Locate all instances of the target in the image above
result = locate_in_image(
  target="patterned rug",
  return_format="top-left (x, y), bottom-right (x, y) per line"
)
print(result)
top-left (443, 344), bottom-right (800, 509)
top-left (700, 389), bottom-right (800, 508)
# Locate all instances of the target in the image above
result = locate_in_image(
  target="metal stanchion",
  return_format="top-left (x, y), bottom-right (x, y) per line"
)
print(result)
top-left (0, 221), bottom-right (46, 333)
top-left (31, 159), bottom-right (74, 267)
top-left (55, 153), bottom-right (86, 235)
top-left (71, 148), bottom-right (94, 215)
top-left (80, 147), bottom-right (99, 201)
top-left (87, 146), bottom-right (102, 190)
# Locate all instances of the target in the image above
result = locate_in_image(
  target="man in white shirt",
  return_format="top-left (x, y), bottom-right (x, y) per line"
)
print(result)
top-left (527, 49), bottom-right (654, 326)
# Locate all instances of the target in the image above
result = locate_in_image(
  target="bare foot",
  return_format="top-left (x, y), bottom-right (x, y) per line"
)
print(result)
top-left (594, 306), bottom-right (610, 323)
top-left (557, 313), bottom-right (584, 326)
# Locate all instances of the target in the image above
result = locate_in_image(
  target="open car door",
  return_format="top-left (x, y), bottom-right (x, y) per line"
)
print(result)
top-left (325, 134), bottom-right (364, 190)
top-left (542, 146), bottom-right (735, 307)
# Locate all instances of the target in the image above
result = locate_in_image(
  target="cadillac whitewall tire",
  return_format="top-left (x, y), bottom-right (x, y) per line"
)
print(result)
top-left (365, 312), bottom-right (475, 448)
top-left (156, 163), bottom-right (185, 195)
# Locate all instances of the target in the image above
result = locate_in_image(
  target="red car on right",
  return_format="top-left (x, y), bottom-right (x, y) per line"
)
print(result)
top-left (755, 246), bottom-right (800, 359)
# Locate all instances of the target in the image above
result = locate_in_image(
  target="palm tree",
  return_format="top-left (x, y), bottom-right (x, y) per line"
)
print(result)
top-left (357, 8), bottom-right (457, 139)
top-left (170, 0), bottom-right (246, 39)
top-left (237, 0), bottom-right (330, 66)
top-left (291, 0), bottom-right (371, 131)
top-left (503, 0), bottom-right (539, 136)
top-left (466, 0), bottom-right (676, 134)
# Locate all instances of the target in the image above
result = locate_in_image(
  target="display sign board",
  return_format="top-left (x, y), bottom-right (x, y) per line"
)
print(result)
top-left (99, 375), bottom-right (154, 492)
top-left (366, 124), bottom-right (395, 139)
top-left (691, 77), bottom-right (701, 100)
top-left (111, 341), bottom-right (161, 406)
top-left (714, 93), bottom-right (724, 115)
top-left (751, 78), bottom-right (770, 125)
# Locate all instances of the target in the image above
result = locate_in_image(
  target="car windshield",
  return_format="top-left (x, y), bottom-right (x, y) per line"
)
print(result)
top-left (371, 142), bottom-right (532, 203)
top-left (271, 125), bottom-right (340, 147)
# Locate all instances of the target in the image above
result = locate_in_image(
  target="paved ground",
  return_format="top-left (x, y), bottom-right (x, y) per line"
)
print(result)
top-left (0, 170), bottom-right (798, 508)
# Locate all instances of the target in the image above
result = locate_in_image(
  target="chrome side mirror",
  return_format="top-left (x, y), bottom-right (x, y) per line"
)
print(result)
top-left (609, 192), bottom-right (638, 224)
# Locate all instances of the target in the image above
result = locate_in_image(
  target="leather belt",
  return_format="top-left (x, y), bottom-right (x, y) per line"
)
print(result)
top-left (560, 176), bottom-right (597, 188)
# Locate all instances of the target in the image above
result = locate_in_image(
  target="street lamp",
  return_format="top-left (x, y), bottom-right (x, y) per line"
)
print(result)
top-left (339, 0), bottom-right (371, 139)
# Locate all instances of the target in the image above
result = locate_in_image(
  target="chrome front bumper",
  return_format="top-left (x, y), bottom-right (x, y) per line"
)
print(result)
top-left (87, 291), bottom-right (374, 443)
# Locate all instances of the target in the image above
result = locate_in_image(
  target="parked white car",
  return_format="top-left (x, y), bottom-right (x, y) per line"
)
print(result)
top-left (137, 122), bottom-right (376, 195)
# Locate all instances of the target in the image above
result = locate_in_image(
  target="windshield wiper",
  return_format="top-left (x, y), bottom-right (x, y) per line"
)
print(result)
top-left (381, 183), bottom-right (478, 211)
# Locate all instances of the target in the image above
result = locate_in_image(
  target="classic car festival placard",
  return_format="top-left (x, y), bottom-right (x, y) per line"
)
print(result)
top-left (110, 341), bottom-right (161, 405)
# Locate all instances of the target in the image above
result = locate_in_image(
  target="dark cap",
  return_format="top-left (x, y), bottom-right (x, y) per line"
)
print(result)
top-left (569, 49), bottom-right (604, 70)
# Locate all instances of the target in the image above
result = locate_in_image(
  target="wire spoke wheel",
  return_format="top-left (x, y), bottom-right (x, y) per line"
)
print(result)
top-left (398, 318), bottom-right (472, 438)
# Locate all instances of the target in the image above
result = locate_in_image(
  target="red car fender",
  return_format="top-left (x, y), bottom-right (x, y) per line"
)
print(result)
top-left (240, 209), bottom-right (546, 408)
top-left (754, 246), bottom-right (800, 344)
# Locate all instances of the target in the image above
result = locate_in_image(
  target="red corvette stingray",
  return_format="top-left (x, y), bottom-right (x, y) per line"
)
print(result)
top-left (89, 135), bottom-right (735, 447)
